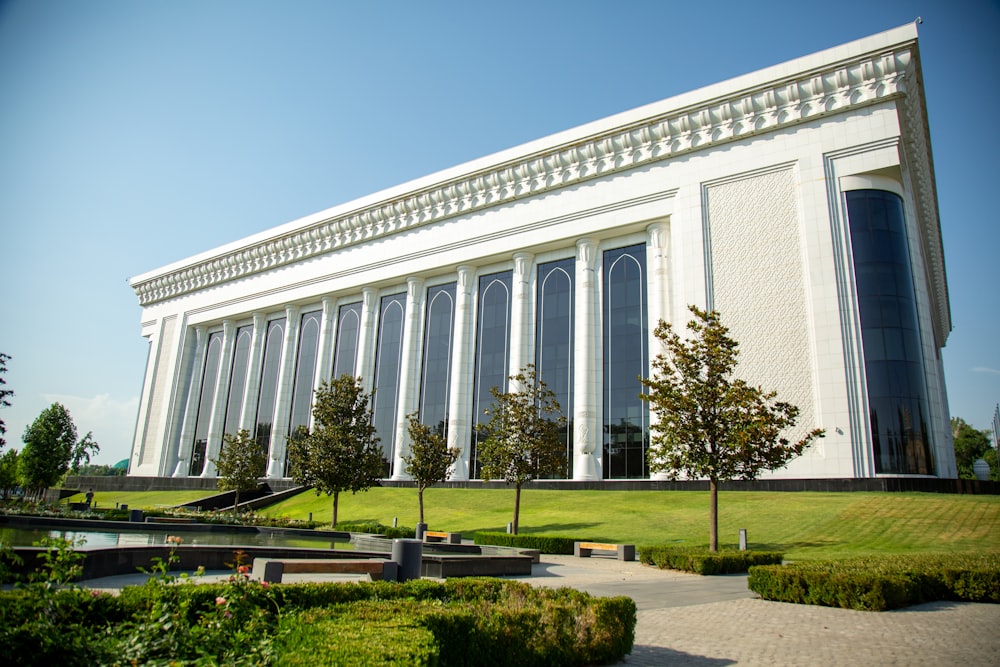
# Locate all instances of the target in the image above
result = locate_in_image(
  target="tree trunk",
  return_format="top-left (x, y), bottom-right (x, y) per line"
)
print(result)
top-left (332, 491), bottom-right (339, 528)
top-left (418, 487), bottom-right (425, 524)
top-left (233, 489), bottom-right (240, 514)
top-left (513, 483), bottom-right (522, 535)
top-left (709, 478), bottom-right (719, 552)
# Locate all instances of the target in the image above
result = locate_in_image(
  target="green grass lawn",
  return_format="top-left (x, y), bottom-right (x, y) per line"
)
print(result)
top-left (62, 489), bottom-right (214, 509)
top-left (258, 487), bottom-right (1000, 561)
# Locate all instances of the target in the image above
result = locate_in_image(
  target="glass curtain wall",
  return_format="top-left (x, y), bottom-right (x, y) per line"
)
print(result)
top-left (333, 302), bottom-right (362, 380)
top-left (420, 283), bottom-right (456, 437)
top-left (254, 318), bottom-right (286, 459)
top-left (846, 190), bottom-right (934, 475)
top-left (602, 244), bottom-right (649, 479)
top-left (536, 258), bottom-right (574, 478)
top-left (189, 331), bottom-right (223, 476)
top-left (222, 325), bottom-right (253, 441)
top-left (373, 294), bottom-right (405, 476)
top-left (471, 271), bottom-right (512, 478)
top-left (286, 310), bottom-right (321, 475)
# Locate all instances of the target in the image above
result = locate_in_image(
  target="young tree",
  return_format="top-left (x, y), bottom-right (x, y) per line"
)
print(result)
top-left (478, 365), bottom-right (566, 534)
top-left (70, 432), bottom-right (100, 474)
top-left (641, 306), bottom-right (825, 551)
top-left (0, 353), bottom-right (12, 448)
top-left (402, 413), bottom-right (461, 525)
top-left (0, 448), bottom-right (18, 497)
top-left (286, 374), bottom-right (384, 527)
top-left (952, 417), bottom-right (997, 480)
top-left (19, 402), bottom-right (80, 499)
top-left (214, 429), bottom-right (267, 511)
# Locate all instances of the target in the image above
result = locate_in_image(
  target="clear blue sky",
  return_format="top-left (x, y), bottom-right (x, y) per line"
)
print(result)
top-left (1, 1), bottom-right (997, 466)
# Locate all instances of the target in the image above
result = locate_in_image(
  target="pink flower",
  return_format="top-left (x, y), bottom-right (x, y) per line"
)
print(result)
top-left (215, 596), bottom-right (227, 605)
top-left (237, 565), bottom-right (249, 574)
top-left (261, 581), bottom-right (270, 589)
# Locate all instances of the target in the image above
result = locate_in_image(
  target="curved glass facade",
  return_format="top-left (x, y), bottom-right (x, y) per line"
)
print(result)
top-left (536, 258), bottom-right (574, 478)
top-left (420, 283), bottom-right (456, 437)
top-left (471, 271), bottom-right (512, 477)
top-left (846, 189), bottom-right (934, 475)
top-left (373, 293), bottom-right (405, 475)
top-left (602, 244), bottom-right (648, 479)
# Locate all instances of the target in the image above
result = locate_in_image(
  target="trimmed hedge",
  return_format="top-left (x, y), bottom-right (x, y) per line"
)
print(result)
top-left (638, 545), bottom-right (784, 574)
top-left (474, 531), bottom-right (577, 554)
top-left (747, 552), bottom-right (1000, 611)
top-left (1, 578), bottom-right (635, 666)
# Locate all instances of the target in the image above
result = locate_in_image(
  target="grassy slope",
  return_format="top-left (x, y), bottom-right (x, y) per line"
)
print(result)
top-left (259, 487), bottom-right (1000, 560)
top-left (62, 489), bottom-right (214, 509)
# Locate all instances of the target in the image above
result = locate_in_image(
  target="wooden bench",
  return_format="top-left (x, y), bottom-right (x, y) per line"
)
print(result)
top-left (423, 530), bottom-right (462, 544)
top-left (145, 516), bottom-right (198, 524)
top-left (252, 558), bottom-right (398, 583)
top-left (574, 541), bottom-right (636, 561)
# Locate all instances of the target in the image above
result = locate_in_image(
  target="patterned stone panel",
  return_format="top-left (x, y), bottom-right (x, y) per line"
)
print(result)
top-left (706, 168), bottom-right (816, 439)
top-left (139, 316), bottom-right (177, 466)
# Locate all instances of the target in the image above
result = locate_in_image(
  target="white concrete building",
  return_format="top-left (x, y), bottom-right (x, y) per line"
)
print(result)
top-left (128, 24), bottom-right (954, 482)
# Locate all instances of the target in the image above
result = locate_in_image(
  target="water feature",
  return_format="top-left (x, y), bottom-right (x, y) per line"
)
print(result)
top-left (0, 525), bottom-right (351, 550)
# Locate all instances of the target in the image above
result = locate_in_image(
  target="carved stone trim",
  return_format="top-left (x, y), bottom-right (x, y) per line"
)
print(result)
top-left (133, 41), bottom-right (918, 307)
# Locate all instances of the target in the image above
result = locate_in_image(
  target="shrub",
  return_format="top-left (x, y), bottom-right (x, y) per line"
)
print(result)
top-left (474, 531), bottom-right (577, 554)
top-left (337, 520), bottom-right (416, 539)
top-left (639, 545), bottom-right (783, 574)
top-left (747, 552), bottom-right (1000, 611)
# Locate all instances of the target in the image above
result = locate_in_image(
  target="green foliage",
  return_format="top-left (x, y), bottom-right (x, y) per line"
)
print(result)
top-left (474, 531), bottom-right (577, 554)
top-left (952, 417), bottom-right (997, 480)
top-left (1, 577), bottom-right (635, 666)
top-left (0, 448), bottom-right (19, 496)
top-left (641, 306), bottom-right (825, 550)
top-left (0, 352), bottom-right (12, 448)
top-left (19, 403), bottom-right (79, 497)
top-left (747, 552), bottom-right (1000, 610)
top-left (479, 365), bottom-right (567, 534)
top-left (287, 374), bottom-right (384, 527)
top-left (215, 428), bottom-right (268, 510)
top-left (336, 519), bottom-right (416, 538)
top-left (32, 535), bottom-right (88, 586)
top-left (639, 545), bottom-right (783, 574)
top-left (69, 431), bottom-right (99, 473)
top-left (403, 412), bottom-right (461, 524)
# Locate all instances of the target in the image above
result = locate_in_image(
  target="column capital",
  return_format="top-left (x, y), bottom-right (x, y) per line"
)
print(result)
top-left (406, 276), bottom-right (425, 301)
top-left (456, 265), bottom-right (475, 292)
top-left (576, 238), bottom-right (598, 266)
top-left (646, 221), bottom-right (670, 249)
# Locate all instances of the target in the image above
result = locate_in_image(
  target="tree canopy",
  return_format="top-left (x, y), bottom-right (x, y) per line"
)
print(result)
top-left (478, 365), bottom-right (566, 534)
top-left (19, 402), bottom-right (99, 498)
top-left (641, 306), bottom-right (824, 551)
top-left (403, 412), bottom-right (461, 525)
top-left (952, 417), bottom-right (997, 480)
top-left (286, 374), bottom-right (384, 527)
top-left (0, 353), bottom-right (12, 448)
top-left (214, 428), bottom-right (268, 511)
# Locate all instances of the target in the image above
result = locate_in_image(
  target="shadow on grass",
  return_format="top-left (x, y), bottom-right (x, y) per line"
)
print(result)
top-left (512, 522), bottom-right (601, 535)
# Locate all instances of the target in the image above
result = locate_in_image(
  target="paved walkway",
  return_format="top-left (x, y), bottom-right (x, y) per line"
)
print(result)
top-left (508, 555), bottom-right (1000, 666)
top-left (79, 554), bottom-right (1000, 666)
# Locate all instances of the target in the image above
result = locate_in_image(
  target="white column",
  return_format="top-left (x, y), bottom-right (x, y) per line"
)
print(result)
top-left (173, 326), bottom-right (207, 477)
top-left (356, 288), bottom-right (378, 390)
top-left (508, 252), bottom-right (534, 386)
top-left (447, 266), bottom-right (475, 480)
top-left (201, 320), bottom-right (236, 477)
top-left (646, 221), bottom-right (672, 481)
top-left (392, 277), bottom-right (425, 480)
top-left (574, 239), bottom-right (600, 480)
top-left (239, 313), bottom-right (267, 432)
top-left (314, 296), bottom-right (337, 392)
top-left (267, 305), bottom-right (300, 478)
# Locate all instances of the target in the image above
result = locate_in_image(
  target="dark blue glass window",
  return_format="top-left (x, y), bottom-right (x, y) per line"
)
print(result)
top-left (288, 310), bottom-right (322, 434)
top-left (420, 283), bottom-right (456, 437)
top-left (536, 258), bottom-right (574, 478)
top-left (222, 325), bottom-right (253, 438)
top-left (602, 244), bottom-right (648, 479)
top-left (847, 190), bottom-right (934, 475)
top-left (254, 318), bottom-right (285, 459)
top-left (471, 271), bottom-right (512, 477)
top-left (190, 331), bottom-right (223, 476)
top-left (333, 302), bottom-right (361, 379)
top-left (373, 294), bottom-right (405, 476)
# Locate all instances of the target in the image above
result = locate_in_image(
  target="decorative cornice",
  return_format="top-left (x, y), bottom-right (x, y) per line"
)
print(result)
top-left (133, 41), bottom-right (917, 307)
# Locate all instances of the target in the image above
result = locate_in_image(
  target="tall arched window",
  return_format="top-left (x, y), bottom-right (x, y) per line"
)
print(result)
top-left (254, 318), bottom-right (285, 459)
top-left (289, 310), bottom-right (322, 433)
top-left (190, 331), bottom-right (223, 476)
top-left (333, 302), bottom-right (362, 379)
top-left (603, 244), bottom-right (648, 479)
top-left (222, 325), bottom-right (253, 439)
top-left (373, 294), bottom-right (405, 476)
top-left (536, 258), bottom-right (574, 478)
top-left (420, 283), bottom-right (456, 437)
top-left (471, 271), bottom-right (512, 477)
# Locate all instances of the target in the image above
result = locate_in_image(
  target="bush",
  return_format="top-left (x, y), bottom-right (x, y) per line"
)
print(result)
top-left (474, 531), bottom-right (577, 554)
top-left (336, 520), bottom-right (416, 539)
top-left (747, 552), bottom-right (1000, 611)
top-left (639, 545), bottom-right (783, 574)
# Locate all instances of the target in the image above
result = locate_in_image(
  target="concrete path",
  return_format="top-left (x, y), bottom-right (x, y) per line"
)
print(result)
top-left (509, 555), bottom-right (1000, 666)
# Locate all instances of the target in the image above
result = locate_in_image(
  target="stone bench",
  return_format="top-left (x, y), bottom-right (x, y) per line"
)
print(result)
top-left (252, 558), bottom-right (398, 583)
top-left (424, 530), bottom-right (462, 544)
top-left (145, 516), bottom-right (198, 524)
top-left (574, 541), bottom-right (636, 561)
